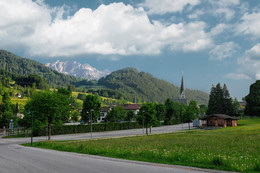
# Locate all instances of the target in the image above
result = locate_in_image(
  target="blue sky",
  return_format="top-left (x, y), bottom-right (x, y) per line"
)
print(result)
top-left (1, 0), bottom-right (260, 100)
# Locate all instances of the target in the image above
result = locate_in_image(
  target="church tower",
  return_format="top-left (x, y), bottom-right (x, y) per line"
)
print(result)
top-left (173, 73), bottom-right (188, 106)
top-left (180, 73), bottom-right (186, 99)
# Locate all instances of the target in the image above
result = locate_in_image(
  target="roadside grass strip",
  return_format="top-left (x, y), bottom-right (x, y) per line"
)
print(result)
top-left (23, 118), bottom-right (260, 172)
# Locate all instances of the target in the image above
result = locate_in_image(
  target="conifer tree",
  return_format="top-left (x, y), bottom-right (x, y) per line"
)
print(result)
top-left (207, 83), bottom-right (234, 115)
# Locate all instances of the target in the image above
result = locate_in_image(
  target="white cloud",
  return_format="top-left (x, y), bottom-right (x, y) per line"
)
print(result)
top-left (236, 44), bottom-right (260, 80)
top-left (209, 42), bottom-right (238, 60)
top-left (209, 23), bottom-right (230, 36)
top-left (140, 0), bottom-right (201, 15)
top-left (0, 0), bottom-right (213, 58)
top-left (188, 10), bottom-right (204, 19)
top-left (0, 0), bottom-right (51, 47)
top-left (159, 21), bottom-right (212, 52)
top-left (236, 12), bottom-right (260, 38)
top-left (225, 73), bottom-right (251, 80)
top-left (239, 43), bottom-right (260, 63)
top-left (208, 0), bottom-right (240, 21)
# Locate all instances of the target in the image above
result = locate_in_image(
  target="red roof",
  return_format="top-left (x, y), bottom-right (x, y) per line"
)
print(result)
top-left (124, 104), bottom-right (141, 110)
top-left (201, 114), bottom-right (238, 120)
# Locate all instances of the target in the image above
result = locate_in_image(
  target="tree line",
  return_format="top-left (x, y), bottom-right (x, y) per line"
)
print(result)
top-left (81, 95), bottom-right (204, 134)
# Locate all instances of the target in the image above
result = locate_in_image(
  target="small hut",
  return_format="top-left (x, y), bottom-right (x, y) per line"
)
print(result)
top-left (200, 114), bottom-right (238, 127)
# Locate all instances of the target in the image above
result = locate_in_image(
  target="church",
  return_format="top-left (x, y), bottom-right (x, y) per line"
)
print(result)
top-left (173, 74), bottom-right (189, 106)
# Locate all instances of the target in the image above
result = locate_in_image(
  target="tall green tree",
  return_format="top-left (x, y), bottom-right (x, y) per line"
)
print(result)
top-left (24, 91), bottom-right (73, 140)
top-left (164, 99), bottom-right (186, 125)
top-left (155, 103), bottom-right (166, 122)
top-left (137, 103), bottom-right (158, 134)
top-left (126, 110), bottom-right (135, 122)
top-left (184, 100), bottom-right (199, 121)
top-left (199, 104), bottom-right (207, 115)
top-left (164, 98), bottom-right (174, 125)
top-left (0, 92), bottom-right (16, 127)
top-left (105, 106), bottom-right (126, 123)
top-left (184, 100), bottom-right (199, 129)
top-left (245, 80), bottom-right (260, 116)
top-left (223, 84), bottom-right (234, 115)
top-left (207, 83), bottom-right (234, 115)
top-left (172, 102), bottom-right (186, 123)
top-left (232, 97), bottom-right (240, 116)
top-left (81, 95), bottom-right (101, 123)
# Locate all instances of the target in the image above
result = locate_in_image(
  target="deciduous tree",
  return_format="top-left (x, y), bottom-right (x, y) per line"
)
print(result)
top-left (245, 80), bottom-right (260, 116)
top-left (137, 103), bottom-right (158, 134)
top-left (81, 95), bottom-right (101, 123)
top-left (184, 100), bottom-right (199, 129)
top-left (25, 90), bottom-right (73, 140)
top-left (0, 92), bottom-right (16, 127)
top-left (126, 110), bottom-right (135, 122)
top-left (105, 106), bottom-right (126, 123)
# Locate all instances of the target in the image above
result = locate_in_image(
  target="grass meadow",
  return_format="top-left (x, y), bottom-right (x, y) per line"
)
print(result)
top-left (24, 118), bottom-right (260, 172)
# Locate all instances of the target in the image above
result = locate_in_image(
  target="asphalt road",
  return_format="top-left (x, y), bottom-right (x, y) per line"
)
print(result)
top-left (0, 124), bottom-right (233, 173)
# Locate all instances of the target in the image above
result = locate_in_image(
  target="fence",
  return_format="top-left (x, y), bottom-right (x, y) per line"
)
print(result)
top-left (0, 127), bottom-right (31, 137)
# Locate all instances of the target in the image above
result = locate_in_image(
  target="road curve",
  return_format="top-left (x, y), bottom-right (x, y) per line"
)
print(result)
top-left (0, 124), bottom-right (233, 173)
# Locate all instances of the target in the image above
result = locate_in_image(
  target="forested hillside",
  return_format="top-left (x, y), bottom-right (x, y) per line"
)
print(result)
top-left (98, 68), bottom-right (209, 104)
top-left (0, 50), bottom-right (209, 104)
top-left (0, 50), bottom-right (82, 87)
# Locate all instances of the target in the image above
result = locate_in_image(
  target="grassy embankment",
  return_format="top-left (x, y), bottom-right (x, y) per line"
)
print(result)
top-left (23, 118), bottom-right (260, 172)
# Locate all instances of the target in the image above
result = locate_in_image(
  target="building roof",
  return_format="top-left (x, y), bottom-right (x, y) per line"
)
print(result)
top-left (124, 104), bottom-right (141, 110)
top-left (200, 114), bottom-right (238, 120)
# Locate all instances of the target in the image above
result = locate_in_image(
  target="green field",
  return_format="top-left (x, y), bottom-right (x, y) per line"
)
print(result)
top-left (24, 118), bottom-right (260, 172)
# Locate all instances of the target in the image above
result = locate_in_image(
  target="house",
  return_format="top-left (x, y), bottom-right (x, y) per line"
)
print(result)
top-left (98, 104), bottom-right (141, 123)
top-left (98, 106), bottom-right (113, 122)
top-left (123, 104), bottom-right (141, 116)
top-left (200, 114), bottom-right (238, 127)
top-left (14, 93), bottom-right (22, 98)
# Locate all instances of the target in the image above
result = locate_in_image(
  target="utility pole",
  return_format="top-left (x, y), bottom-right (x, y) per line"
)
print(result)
top-left (90, 109), bottom-right (93, 139)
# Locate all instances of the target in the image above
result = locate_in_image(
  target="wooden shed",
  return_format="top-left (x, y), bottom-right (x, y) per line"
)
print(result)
top-left (201, 114), bottom-right (238, 127)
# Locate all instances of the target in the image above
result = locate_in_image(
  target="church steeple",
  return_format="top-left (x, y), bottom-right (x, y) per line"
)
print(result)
top-left (180, 73), bottom-right (185, 99)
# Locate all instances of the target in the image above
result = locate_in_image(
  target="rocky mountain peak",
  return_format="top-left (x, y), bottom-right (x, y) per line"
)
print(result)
top-left (45, 60), bottom-right (110, 80)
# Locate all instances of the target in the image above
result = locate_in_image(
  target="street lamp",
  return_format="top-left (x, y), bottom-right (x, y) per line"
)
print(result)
top-left (31, 111), bottom-right (33, 146)
top-left (90, 109), bottom-right (93, 139)
top-left (27, 110), bottom-right (33, 146)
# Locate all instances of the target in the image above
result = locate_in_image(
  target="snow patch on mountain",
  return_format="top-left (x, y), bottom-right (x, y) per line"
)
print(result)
top-left (45, 60), bottom-right (110, 80)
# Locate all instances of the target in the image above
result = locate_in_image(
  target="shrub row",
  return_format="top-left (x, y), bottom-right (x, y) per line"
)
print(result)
top-left (34, 122), bottom-right (144, 136)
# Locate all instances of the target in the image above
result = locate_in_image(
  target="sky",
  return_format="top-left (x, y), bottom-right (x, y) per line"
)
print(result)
top-left (1, 0), bottom-right (260, 100)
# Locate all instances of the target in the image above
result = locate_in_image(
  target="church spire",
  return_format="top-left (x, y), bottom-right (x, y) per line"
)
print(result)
top-left (180, 73), bottom-right (185, 99)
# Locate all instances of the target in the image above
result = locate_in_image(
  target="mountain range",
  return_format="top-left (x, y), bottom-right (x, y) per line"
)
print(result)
top-left (45, 60), bottom-right (110, 80)
top-left (0, 49), bottom-right (209, 104)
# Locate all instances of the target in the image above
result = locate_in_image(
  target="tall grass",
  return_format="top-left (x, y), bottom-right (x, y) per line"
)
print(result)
top-left (24, 118), bottom-right (260, 172)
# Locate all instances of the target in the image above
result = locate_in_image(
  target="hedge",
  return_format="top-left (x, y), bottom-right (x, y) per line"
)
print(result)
top-left (34, 122), bottom-right (145, 136)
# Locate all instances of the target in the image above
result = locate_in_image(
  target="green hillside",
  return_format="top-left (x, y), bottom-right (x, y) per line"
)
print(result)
top-left (98, 68), bottom-right (209, 104)
top-left (0, 49), bottom-right (82, 87)
top-left (0, 50), bottom-right (209, 104)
